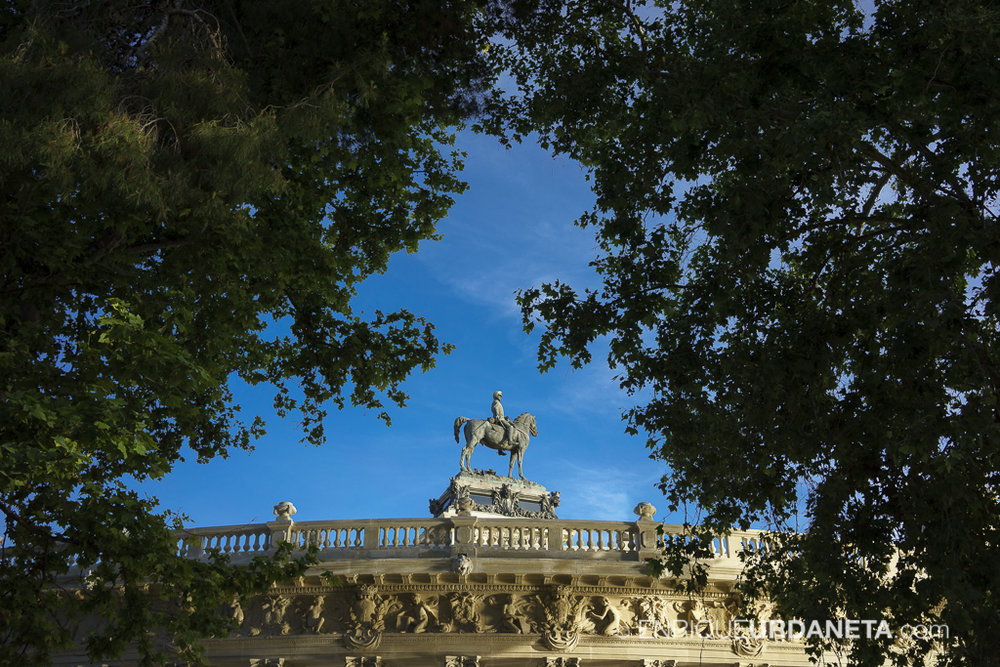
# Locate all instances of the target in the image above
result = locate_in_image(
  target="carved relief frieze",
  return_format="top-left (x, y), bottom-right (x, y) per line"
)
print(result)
top-left (249, 659), bottom-right (285, 667)
top-left (208, 576), bottom-right (785, 663)
top-left (587, 595), bottom-right (621, 636)
top-left (733, 633), bottom-right (766, 658)
top-left (444, 656), bottom-right (480, 667)
top-left (343, 584), bottom-right (392, 650)
top-left (344, 657), bottom-right (381, 667)
top-left (465, 485), bottom-right (560, 519)
top-left (485, 593), bottom-right (530, 634)
top-left (224, 596), bottom-right (245, 636)
top-left (629, 596), bottom-right (674, 637)
top-left (394, 593), bottom-right (443, 633)
top-left (247, 594), bottom-right (292, 637)
top-left (447, 592), bottom-right (483, 632)
top-left (303, 594), bottom-right (327, 634)
top-left (537, 585), bottom-right (585, 651)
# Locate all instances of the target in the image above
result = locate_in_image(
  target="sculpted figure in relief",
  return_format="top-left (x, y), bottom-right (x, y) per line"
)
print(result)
top-left (490, 594), bottom-right (529, 634)
top-left (228, 597), bottom-right (244, 631)
top-left (260, 594), bottom-right (291, 635)
top-left (395, 593), bottom-right (439, 633)
top-left (632, 597), bottom-right (672, 637)
top-left (539, 491), bottom-right (561, 518)
top-left (304, 595), bottom-right (325, 634)
top-left (588, 596), bottom-right (621, 636)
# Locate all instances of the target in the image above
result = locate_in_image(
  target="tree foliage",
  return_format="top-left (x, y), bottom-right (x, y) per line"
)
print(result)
top-left (492, 0), bottom-right (1000, 663)
top-left (0, 0), bottom-right (509, 662)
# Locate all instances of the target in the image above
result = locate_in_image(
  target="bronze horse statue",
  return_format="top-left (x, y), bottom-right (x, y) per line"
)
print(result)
top-left (453, 412), bottom-right (538, 480)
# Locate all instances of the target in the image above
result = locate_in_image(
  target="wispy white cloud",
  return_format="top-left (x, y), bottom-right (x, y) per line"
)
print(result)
top-left (421, 214), bottom-right (601, 320)
top-left (556, 461), bottom-right (660, 521)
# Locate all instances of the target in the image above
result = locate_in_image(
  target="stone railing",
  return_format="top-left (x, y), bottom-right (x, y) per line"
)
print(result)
top-left (171, 511), bottom-right (764, 580)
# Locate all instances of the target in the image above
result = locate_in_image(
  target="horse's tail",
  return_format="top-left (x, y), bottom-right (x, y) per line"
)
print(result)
top-left (454, 417), bottom-right (470, 443)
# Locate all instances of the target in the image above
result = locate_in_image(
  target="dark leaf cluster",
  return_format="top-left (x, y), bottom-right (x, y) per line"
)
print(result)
top-left (492, 1), bottom-right (1000, 664)
top-left (0, 0), bottom-right (521, 662)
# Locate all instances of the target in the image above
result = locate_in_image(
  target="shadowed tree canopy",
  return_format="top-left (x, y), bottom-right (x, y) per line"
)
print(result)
top-left (490, 0), bottom-right (1000, 664)
top-left (0, 0), bottom-right (538, 662)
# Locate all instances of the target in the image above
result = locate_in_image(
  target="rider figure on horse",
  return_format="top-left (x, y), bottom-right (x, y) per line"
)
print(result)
top-left (488, 390), bottom-right (515, 453)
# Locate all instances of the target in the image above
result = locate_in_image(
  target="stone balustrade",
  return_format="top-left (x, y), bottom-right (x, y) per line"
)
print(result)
top-left (168, 513), bottom-right (764, 581)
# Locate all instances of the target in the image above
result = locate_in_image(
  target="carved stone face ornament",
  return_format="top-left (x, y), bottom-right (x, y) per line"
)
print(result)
top-left (451, 553), bottom-right (473, 576)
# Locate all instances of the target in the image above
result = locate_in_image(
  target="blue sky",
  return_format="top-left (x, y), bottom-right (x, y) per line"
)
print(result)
top-left (138, 130), bottom-right (687, 530)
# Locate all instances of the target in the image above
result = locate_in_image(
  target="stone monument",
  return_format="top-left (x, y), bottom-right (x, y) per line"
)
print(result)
top-left (50, 388), bottom-right (818, 667)
top-left (433, 391), bottom-right (560, 519)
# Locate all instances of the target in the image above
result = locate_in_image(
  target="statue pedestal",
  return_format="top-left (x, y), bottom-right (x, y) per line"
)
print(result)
top-left (429, 470), bottom-right (560, 519)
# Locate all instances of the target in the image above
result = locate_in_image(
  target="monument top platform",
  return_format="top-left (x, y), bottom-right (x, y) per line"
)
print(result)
top-left (430, 469), bottom-right (560, 519)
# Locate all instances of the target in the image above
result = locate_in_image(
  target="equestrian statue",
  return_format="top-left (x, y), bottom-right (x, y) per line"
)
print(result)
top-left (453, 390), bottom-right (538, 480)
